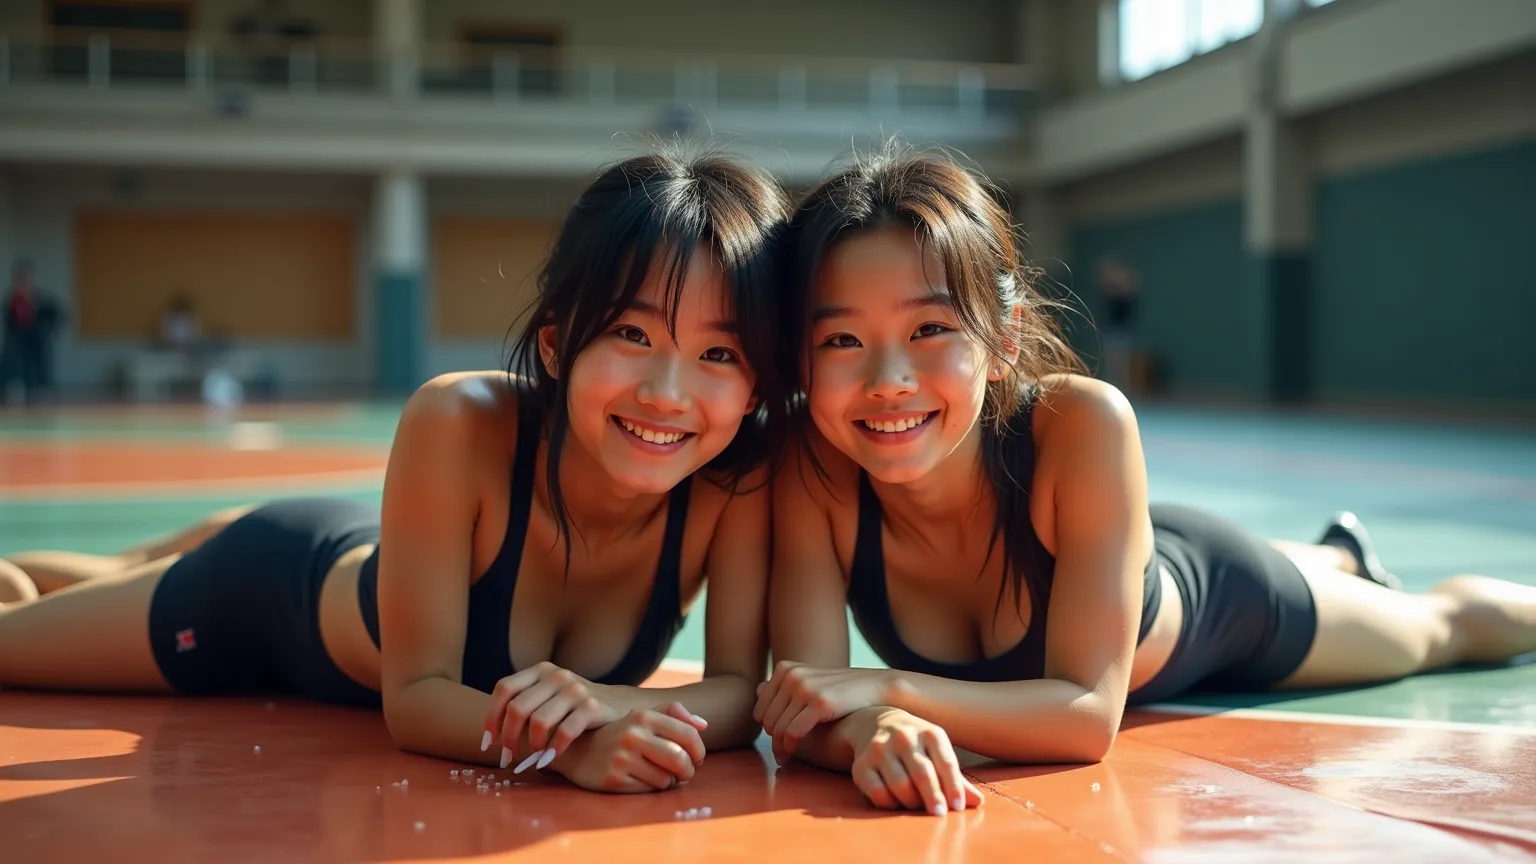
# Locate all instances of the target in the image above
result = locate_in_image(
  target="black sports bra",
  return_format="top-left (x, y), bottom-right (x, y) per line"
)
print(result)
top-left (844, 393), bottom-right (1160, 682)
top-left (355, 404), bottom-right (693, 693)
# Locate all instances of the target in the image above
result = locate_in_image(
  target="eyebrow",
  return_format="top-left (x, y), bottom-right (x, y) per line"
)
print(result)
top-left (626, 299), bottom-right (737, 335)
top-left (812, 293), bottom-right (955, 324)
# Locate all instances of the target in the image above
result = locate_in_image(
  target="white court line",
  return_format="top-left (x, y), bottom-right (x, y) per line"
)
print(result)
top-left (0, 468), bottom-right (385, 502)
top-left (656, 661), bottom-right (1535, 737)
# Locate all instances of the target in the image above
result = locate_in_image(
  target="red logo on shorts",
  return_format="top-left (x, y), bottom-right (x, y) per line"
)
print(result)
top-left (175, 629), bottom-right (197, 653)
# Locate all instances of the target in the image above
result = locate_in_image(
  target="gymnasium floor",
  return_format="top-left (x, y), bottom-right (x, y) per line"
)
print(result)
top-left (2, 400), bottom-right (1533, 861)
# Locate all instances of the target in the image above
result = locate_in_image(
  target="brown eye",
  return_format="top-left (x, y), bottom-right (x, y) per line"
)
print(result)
top-left (614, 325), bottom-right (649, 345)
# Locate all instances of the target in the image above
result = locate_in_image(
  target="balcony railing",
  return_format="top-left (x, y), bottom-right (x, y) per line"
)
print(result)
top-left (0, 27), bottom-right (1040, 122)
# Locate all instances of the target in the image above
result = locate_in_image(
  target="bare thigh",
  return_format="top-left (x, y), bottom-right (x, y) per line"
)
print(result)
top-left (9, 504), bottom-right (256, 594)
top-left (9, 551), bottom-right (130, 594)
top-left (0, 555), bottom-right (178, 693)
top-left (1274, 563), bottom-right (1455, 690)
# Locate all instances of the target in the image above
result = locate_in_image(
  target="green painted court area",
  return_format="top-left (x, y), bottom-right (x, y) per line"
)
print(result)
top-left (4, 402), bottom-right (1533, 729)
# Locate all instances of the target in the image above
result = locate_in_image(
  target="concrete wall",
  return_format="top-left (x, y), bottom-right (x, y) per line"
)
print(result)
top-left (1031, 0), bottom-right (1536, 182)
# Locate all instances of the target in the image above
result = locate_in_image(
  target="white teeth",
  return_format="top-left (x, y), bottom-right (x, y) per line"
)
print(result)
top-left (620, 418), bottom-right (685, 444)
top-left (862, 413), bottom-right (932, 434)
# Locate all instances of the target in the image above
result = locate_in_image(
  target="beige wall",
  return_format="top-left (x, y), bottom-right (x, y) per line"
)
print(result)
top-left (1059, 136), bottom-right (1244, 225)
top-left (1308, 51), bottom-right (1536, 179)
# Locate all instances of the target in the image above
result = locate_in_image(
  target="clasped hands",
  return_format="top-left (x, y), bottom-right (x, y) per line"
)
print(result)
top-left (477, 659), bottom-right (981, 813)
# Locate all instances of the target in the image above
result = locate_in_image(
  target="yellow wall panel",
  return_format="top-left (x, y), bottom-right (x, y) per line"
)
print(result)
top-left (74, 210), bottom-right (355, 340)
top-left (432, 217), bottom-right (559, 338)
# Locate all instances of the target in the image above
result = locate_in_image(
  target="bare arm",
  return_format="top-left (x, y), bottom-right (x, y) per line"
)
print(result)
top-left (599, 466), bottom-right (774, 750)
top-left (883, 379), bottom-right (1153, 764)
top-left (756, 440), bottom-right (870, 769)
top-left (375, 380), bottom-right (521, 767)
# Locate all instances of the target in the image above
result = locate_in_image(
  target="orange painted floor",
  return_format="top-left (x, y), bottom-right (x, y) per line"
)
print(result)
top-left (0, 440), bottom-right (387, 498)
top-left (3, 666), bottom-right (1533, 863)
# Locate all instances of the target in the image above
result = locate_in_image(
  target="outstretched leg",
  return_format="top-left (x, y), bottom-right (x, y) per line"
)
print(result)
top-left (7, 504), bottom-right (254, 594)
top-left (1271, 512), bottom-right (1402, 591)
top-left (1274, 562), bottom-right (1536, 691)
top-left (0, 555), bottom-right (177, 692)
top-left (1269, 540), bottom-right (1357, 576)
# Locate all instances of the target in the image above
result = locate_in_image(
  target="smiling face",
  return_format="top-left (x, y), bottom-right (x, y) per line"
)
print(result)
top-left (806, 226), bottom-right (1008, 485)
top-left (540, 244), bottom-right (758, 497)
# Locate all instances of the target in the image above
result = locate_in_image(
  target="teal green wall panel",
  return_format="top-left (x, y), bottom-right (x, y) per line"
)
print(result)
top-left (1069, 199), bottom-right (1252, 396)
top-left (1314, 138), bottom-right (1536, 405)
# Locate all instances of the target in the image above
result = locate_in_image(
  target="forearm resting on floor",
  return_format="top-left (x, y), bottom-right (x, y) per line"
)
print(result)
top-left (607, 672), bottom-right (761, 750)
top-left (384, 676), bottom-right (548, 768)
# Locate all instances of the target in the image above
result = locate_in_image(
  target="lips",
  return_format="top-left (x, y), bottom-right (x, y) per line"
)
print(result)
top-left (610, 415), bottom-right (697, 456)
top-left (852, 409), bottom-right (940, 446)
top-left (859, 412), bottom-right (935, 434)
top-left (616, 416), bottom-right (690, 445)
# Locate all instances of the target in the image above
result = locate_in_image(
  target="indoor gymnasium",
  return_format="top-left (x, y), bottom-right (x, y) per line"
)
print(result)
top-left (2, 0), bottom-right (1534, 861)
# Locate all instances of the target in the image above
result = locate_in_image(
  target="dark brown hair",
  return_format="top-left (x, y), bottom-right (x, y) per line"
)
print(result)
top-left (509, 145), bottom-right (793, 560)
top-left (786, 144), bottom-right (1086, 617)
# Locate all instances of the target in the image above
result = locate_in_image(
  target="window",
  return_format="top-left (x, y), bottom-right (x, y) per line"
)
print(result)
top-left (1114, 0), bottom-right (1264, 83)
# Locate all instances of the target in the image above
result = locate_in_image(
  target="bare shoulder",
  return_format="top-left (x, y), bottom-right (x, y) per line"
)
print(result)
top-left (393, 371), bottom-right (527, 454)
top-left (1031, 374), bottom-right (1140, 451)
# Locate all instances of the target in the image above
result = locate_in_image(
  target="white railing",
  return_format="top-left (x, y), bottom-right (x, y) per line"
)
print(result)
top-left (0, 27), bottom-right (1040, 122)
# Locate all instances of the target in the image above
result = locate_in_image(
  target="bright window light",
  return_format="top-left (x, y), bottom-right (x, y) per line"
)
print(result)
top-left (1116, 0), bottom-right (1264, 82)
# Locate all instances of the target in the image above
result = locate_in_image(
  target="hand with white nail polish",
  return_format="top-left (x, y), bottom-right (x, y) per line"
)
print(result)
top-left (558, 703), bottom-right (708, 794)
top-left (480, 661), bottom-right (625, 771)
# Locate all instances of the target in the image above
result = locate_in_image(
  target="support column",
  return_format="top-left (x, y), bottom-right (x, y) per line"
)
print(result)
top-left (374, 168), bottom-right (427, 395)
top-left (375, 0), bottom-right (419, 101)
top-left (1244, 0), bottom-right (1312, 402)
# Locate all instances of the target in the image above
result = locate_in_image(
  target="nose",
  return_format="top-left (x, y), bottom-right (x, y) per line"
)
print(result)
top-left (864, 346), bottom-right (916, 400)
top-left (635, 353), bottom-right (692, 414)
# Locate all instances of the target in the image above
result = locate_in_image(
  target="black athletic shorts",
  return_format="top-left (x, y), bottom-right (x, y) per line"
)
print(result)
top-left (146, 498), bottom-right (382, 708)
top-left (1127, 504), bottom-right (1319, 705)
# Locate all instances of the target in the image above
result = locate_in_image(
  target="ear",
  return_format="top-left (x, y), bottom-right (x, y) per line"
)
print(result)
top-left (987, 301), bottom-right (1024, 382)
top-left (743, 394), bottom-right (760, 416)
top-left (536, 322), bottom-right (560, 379)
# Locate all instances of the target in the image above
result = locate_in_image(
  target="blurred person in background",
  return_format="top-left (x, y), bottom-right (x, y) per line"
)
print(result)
top-left (2, 259), bottom-right (64, 404)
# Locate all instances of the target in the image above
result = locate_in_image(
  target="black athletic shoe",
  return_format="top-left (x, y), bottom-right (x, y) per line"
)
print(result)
top-left (1317, 511), bottom-right (1403, 591)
